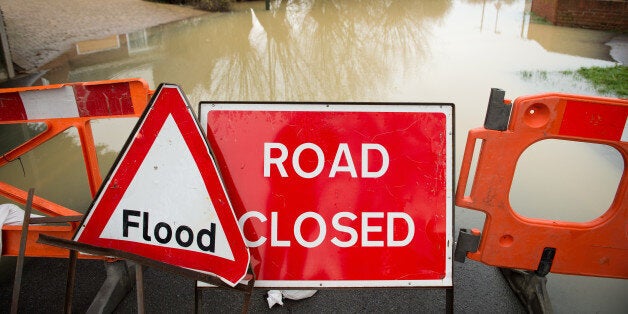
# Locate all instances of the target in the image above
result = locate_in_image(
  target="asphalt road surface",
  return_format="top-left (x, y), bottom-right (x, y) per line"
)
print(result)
top-left (0, 254), bottom-right (524, 312)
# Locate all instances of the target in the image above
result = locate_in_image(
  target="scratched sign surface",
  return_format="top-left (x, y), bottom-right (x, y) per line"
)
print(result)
top-left (200, 103), bottom-right (454, 287)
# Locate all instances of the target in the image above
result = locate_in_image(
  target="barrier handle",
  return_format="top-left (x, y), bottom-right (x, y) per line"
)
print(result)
top-left (455, 129), bottom-right (486, 209)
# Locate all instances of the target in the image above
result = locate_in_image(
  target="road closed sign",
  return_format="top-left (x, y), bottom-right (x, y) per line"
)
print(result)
top-left (73, 84), bottom-right (249, 287)
top-left (199, 103), bottom-right (454, 287)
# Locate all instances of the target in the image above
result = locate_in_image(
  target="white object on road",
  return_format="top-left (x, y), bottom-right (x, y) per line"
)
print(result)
top-left (266, 290), bottom-right (318, 308)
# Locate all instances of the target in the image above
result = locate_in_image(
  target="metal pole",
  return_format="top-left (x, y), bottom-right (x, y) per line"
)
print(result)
top-left (195, 283), bottom-right (202, 314)
top-left (446, 287), bottom-right (454, 314)
top-left (10, 188), bottom-right (35, 314)
top-left (64, 250), bottom-right (78, 313)
top-left (136, 263), bottom-right (145, 314)
top-left (241, 277), bottom-right (255, 314)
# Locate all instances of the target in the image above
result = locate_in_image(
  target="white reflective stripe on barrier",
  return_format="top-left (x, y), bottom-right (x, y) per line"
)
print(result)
top-left (20, 86), bottom-right (79, 119)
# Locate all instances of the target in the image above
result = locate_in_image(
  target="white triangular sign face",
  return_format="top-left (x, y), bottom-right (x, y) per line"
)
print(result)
top-left (73, 84), bottom-right (249, 286)
top-left (98, 114), bottom-right (234, 260)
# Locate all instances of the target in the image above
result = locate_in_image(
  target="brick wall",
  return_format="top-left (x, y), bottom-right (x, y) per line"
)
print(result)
top-left (531, 0), bottom-right (627, 31)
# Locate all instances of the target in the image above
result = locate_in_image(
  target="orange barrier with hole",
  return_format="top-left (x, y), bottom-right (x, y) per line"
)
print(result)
top-left (1, 78), bottom-right (151, 258)
top-left (456, 92), bottom-right (627, 279)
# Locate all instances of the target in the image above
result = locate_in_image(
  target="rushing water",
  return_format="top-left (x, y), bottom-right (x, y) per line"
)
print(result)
top-left (1, 0), bottom-right (626, 312)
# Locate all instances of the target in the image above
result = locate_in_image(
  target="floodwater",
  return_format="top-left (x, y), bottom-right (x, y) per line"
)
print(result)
top-left (1, 0), bottom-right (626, 312)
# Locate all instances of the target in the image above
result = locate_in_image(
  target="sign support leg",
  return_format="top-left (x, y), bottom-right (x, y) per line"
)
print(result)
top-left (38, 235), bottom-right (252, 310)
top-left (10, 188), bottom-right (34, 314)
top-left (194, 283), bottom-right (203, 313)
top-left (135, 263), bottom-right (145, 314)
top-left (64, 250), bottom-right (78, 313)
top-left (241, 273), bottom-right (255, 314)
top-left (86, 260), bottom-right (134, 313)
top-left (446, 287), bottom-right (454, 314)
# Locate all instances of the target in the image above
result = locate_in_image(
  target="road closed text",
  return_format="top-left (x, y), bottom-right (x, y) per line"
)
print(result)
top-left (257, 142), bottom-right (414, 249)
top-left (264, 142), bottom-right (389, 178)
top-left (238, 211), bottom-right (415, 248)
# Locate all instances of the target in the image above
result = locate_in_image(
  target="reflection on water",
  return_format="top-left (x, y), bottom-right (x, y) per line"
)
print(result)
top-left (0, 127), bottom-right (119, 212)
top-left (42, 0), bottom-right (621, 103)
top-left (0, 123), bottom-right (47, 156)
top-left (527, 23), bottom-right (615, 61)
top-left (3, 0), bottom-right (625, 312)
top-left (201, 0), bottom-right (441, 101)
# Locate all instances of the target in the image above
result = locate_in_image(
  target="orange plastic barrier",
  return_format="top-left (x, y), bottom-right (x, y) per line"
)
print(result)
top-left (456, 89), bottom-right (627, 279)
top-left (1, 78), bottom-right (150, 258)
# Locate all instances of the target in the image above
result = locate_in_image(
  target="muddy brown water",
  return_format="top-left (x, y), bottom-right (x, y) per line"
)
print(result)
top-left (1, 0), bottom-right (626, 312)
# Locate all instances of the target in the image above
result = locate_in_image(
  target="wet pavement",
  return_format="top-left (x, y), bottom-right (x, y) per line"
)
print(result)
top-left (1, 256), bottom-right (524, 312)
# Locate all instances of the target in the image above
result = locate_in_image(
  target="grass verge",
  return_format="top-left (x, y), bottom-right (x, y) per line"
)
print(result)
top-left (576, 65), bottom-right (627, 97)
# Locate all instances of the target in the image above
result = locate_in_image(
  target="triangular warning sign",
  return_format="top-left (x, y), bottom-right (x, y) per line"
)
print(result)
top-left (73, 84), bottom-right (249, 286)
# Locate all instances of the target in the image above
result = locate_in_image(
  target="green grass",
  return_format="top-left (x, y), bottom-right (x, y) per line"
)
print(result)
top-left (519, 66), bottom-right (627, 98)
top-left (577, 65), bottom-right (628, 97)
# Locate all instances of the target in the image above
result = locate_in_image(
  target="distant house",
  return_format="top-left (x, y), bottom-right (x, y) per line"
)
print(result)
top-left (531, 0), bottom-right (627, 32)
